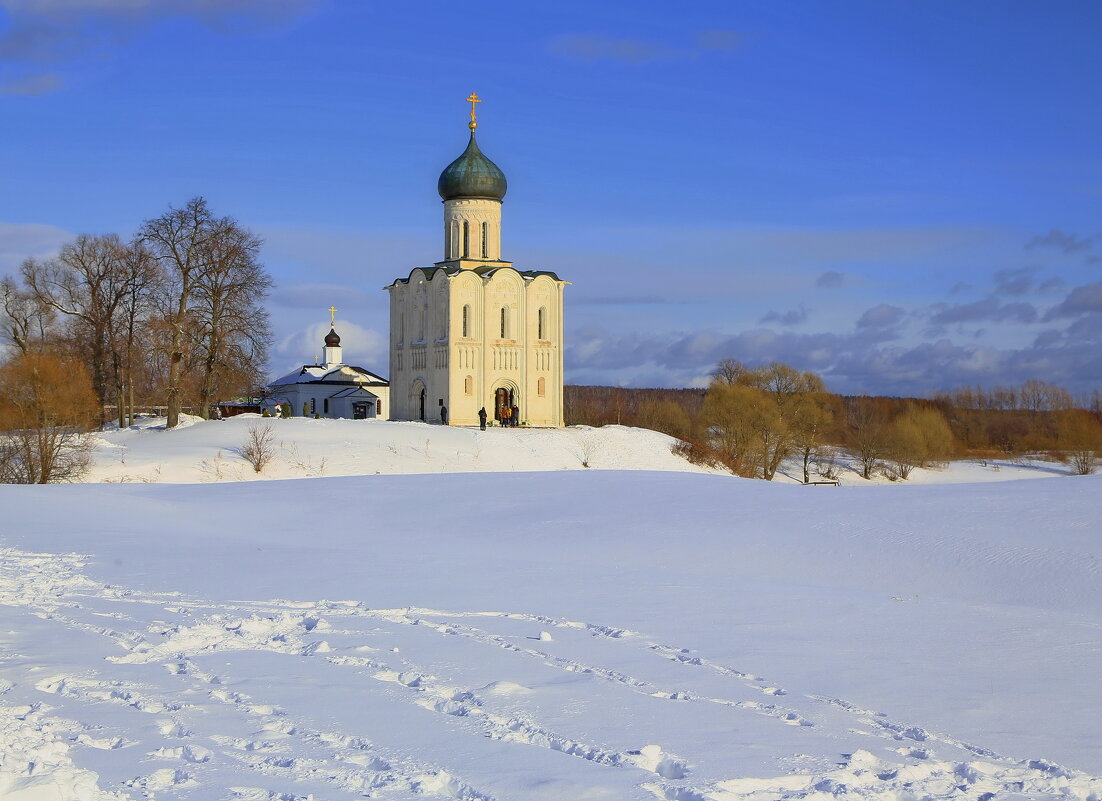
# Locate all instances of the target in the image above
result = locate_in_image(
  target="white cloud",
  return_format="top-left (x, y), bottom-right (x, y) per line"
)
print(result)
top-left (0, 221), bottom-right (73, 274)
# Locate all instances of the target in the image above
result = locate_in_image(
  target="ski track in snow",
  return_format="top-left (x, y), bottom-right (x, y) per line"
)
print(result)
top-left (2, 545), bottom-right (1101, 800)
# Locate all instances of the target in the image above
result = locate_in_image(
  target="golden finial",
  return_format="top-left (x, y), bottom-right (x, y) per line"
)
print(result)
top-left (466, 92), bottom-right (481, 130)
top-left (328, 305), bottom-right (337, 326)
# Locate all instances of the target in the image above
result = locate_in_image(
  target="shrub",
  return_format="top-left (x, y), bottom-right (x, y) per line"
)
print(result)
top-left (0, 352), bottom-right (99, 484)
top-left (237, 422), bottom-right (275, 473)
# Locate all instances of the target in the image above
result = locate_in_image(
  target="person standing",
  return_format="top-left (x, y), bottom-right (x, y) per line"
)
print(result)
top-left (478, 406), bottom-right (487, 430)
top-left (440, 404), bottom-right (448, 425)
top-left (511, 403), bottom-right (520, 427)
top-left (501, 405), bottom-right (511, 427)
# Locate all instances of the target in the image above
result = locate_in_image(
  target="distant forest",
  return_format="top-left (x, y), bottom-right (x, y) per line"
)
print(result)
top-left (566, 369), bottom-right (1102, 480)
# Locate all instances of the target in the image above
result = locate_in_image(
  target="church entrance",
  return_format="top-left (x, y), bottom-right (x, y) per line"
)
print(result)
top-left (494, 386), bottom-right (516, 423)
top-left (353, 402), bottom-right (368, 420)
top-left (410, 380), bottom-right (427, 422)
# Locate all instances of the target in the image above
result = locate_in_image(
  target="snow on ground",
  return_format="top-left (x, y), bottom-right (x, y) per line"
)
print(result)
top-left (85, 414), bottom-right (1074, 486)
top-left (2, 462), bottom-right (1101, 800)
top-left (85, 415), bottom-right (727, 483)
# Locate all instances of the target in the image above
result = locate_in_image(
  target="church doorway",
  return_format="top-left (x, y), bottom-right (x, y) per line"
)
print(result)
top-left (493, 385), bottom-right (517, 423)
top-left (410, 380), bottom-right (427, 422)
top-left (353, 402), bottom-right (368, 420)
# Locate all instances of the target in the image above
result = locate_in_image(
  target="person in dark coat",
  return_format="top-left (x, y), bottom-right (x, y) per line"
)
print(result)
top-left (440, 404), bottom-right (448, 425)
top-left (511, 404), bottom-right (519, 427)
top-left (478, 407), bottom-right (487, 430)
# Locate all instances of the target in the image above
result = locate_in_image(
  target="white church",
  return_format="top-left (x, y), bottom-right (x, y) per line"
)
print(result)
top-left (386, 95), bottom-right (568, 426)
top-left (267, 321), bottom-right (391, 419)
top-left (269, 96), bottom-right (566, 426)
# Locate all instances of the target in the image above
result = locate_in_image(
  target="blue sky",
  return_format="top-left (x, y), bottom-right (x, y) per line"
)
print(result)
top-left (1, 0), bottom-right (1100, 397)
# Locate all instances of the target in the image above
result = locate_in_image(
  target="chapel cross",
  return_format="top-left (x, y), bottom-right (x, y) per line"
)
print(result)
top-left (466, 92), bottom-right (481, 125)
top-left (328, 306), bottom-right (337, 326)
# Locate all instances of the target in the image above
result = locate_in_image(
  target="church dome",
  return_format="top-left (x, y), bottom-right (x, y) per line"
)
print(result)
top-left (324, 328), bottom-right (340, 347)
top-left (437, 132), bottom-right (507, 202)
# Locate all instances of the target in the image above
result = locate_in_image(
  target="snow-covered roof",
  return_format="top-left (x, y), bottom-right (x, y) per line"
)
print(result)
top-left (329, 386), bottom-right (380, 400)
top-left (268, 364), bottom-right (388, 388)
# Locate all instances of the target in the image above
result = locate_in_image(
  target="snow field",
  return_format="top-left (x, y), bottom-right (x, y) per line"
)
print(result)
top-left (1, 470), bottom-right (1101, 800)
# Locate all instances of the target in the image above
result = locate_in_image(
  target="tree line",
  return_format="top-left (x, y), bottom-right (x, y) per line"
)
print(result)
top-left (0, 197), bottom-right (273, 482)
top-left (566, 363), bottom-right (1102, 480)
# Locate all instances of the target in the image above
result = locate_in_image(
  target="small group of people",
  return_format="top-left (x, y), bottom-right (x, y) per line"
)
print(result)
top-left (476, 405), bottom-right (520, 430)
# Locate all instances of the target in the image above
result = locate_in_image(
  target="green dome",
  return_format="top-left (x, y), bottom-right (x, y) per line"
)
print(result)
top-left (437, 132), bottom-right (507, 201)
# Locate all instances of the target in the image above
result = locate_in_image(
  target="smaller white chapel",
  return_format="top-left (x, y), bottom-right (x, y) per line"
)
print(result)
top-left (267, 314), bottom-right (390, 419)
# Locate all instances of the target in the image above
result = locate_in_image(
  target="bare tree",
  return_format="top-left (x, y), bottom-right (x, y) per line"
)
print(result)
top-left (791, 395), bottom-right (831, 484)
top-left (114, 243), bottom-right (161, 428)
top-left (21, 235), bottom-right (133, 419)
top-left (1, 277), bottom-right (53, 353)
top-left (709, 358), bottom-right (749, 386)
top-left (140, 197), bottom-right (219, 428)
top-left (701, 361), bottom-right (829, 480)
top-left (846, 398), bottom-right (888, 480)
top-left (191, 223), bottom-right (272, 418)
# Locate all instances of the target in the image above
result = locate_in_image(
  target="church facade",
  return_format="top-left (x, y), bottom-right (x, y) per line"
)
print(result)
top-left (385, 98), bottom-right (567, 427)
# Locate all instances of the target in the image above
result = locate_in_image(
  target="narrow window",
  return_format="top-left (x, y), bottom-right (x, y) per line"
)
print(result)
top-left (538, 377), bottom-right (546, 396)
top-left (465, 375), bottom-right (473, 395)
top-left (310, 398), bottom-right (316, 414)
top-left (538, 307), bottom-right (546, 340)
top-left (462, 304), bottom-right (470, 338)
top-left (376, 400), bottom-right (382, 416)
top-left (323, 398), bottom-right (329, 414)
top-left (463, 221), bottom-right (469, 258)
top-left (500, 306), bottom-right (507, 338)
top-left (482, 221), bottom-right (489, 258)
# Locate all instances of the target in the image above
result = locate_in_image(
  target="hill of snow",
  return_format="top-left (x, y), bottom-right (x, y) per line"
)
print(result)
top-left (1, 464), bottom-right (1100, 800)
top-left (85, 415), bottom-right (726, 484)
top-left (83, 414), bottom-right (1073, 486)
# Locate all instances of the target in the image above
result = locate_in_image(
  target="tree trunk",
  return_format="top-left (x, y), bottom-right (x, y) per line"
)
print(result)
top-left (166, 295), bottom-right (187, 428)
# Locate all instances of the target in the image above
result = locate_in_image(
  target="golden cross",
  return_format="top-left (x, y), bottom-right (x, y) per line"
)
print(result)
top-left (328, 306), bottom-right (337, 326)
top-left (466, 92), bottom-right (481, 124)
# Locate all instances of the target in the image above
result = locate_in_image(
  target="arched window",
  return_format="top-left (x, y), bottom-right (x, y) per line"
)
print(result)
top-left (500, 306), bottom-right (508, 339)
top-left (464, 375), bottom-right (473, 395)
top-left (462, 304), bottom-right (470, 338)
top-left (481, 221), bottom-right (489, 258)
top-left (538, 306), bottom-right (547, 340)
top-left (462, 221), bottom-right (469, 258)
top-left (538, 377), bottom-right (546, 396)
